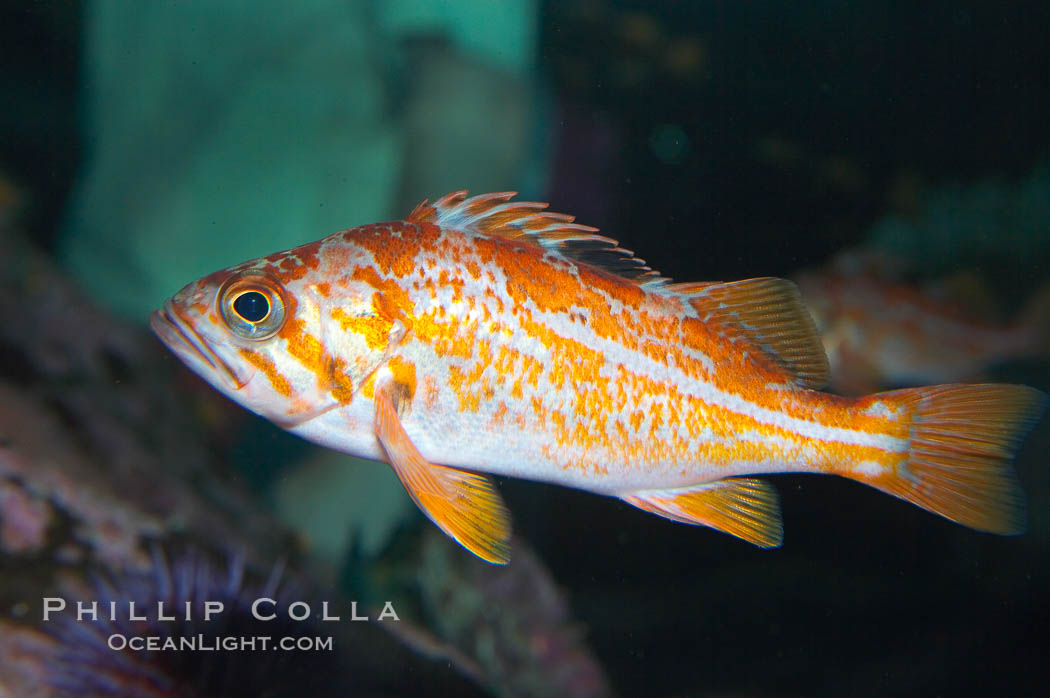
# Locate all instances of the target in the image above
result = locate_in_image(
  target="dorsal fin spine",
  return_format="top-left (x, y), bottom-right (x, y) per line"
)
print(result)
top-left (407, 190), bottom-right (673, 286)
top-left (408, 192), bottom-right (828, 387)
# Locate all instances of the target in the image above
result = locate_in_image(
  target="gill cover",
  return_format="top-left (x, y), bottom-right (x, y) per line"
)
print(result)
top-left (318, 281), bottom-right (410, 402)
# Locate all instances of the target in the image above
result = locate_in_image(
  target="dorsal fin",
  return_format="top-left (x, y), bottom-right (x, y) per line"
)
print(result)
top-left (662, 280), bottom-right (723, 295)
top-left (408, 193), bottom-right (828, 388)
top-left (687, 278), bottom-right (830, 389)
top-left (408, 191), bottom-right (672, 285)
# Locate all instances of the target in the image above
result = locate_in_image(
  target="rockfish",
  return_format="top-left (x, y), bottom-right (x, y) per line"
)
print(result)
top-left (795, 266), bottom-right (1050, 395)
top-left (150, 192), bottom-right (1045, 563)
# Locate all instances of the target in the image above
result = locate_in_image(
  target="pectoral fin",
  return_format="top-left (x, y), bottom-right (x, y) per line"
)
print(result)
top-left (621, 478), bottom-right (783, 547)
top-left (374, 387), bottom-right (511, 564)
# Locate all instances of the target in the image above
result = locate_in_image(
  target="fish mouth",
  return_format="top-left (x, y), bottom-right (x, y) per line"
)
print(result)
top-left (149, 300), bottom-right (247, 392)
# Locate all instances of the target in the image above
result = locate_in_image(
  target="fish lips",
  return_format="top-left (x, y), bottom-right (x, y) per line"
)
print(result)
top-left (150, 300), bottom-right (249, 393)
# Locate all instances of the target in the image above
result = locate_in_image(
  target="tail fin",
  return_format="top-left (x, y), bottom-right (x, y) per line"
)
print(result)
top-left (856, 384), bottom-right (1046, 534)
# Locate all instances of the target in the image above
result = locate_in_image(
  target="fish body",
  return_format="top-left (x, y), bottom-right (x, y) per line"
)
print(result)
top-left (796, 268), bottom-right (1050, 395)
top-left (152, 192), bottom-right (1045, 563)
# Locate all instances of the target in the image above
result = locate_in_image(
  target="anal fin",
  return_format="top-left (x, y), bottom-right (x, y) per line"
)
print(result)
top-left (621, 478), bottom-right (783, 547)
top-left (375, 387), bottom-right (511, 564)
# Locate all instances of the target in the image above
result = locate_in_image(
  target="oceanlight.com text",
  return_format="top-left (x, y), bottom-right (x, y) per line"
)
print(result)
top-left (107, 633), bottom-right (334, 652)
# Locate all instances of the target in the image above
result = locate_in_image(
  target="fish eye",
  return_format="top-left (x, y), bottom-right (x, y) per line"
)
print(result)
top-left (233, 291), bottom-right (269, 322)
top-left (219, 274), bottom-right (287, 340)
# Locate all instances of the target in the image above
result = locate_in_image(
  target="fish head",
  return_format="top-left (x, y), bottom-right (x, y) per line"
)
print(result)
top-left (150, 235), bottom-right (403, 428)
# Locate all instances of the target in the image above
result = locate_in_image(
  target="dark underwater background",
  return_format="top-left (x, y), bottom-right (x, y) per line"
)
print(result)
top-left (1, 1), bottom-right (1048, 696)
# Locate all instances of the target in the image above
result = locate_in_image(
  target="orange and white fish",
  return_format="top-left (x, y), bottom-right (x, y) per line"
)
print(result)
top-left (151, 192), bottom-right (1045, 563)
top-left (795, 266), bottom-right (1050, 395)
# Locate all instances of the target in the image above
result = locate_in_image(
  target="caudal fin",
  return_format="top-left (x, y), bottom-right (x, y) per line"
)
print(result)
top-left (857, 383), bottom-right (1046, 534)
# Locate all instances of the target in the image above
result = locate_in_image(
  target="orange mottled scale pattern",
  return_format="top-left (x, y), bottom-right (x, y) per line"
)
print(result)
top-left (244, 214), bottom-right (909, 492)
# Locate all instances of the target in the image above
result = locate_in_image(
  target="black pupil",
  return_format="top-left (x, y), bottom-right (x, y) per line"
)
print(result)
top-left (233, 291), bottom-right (269, 323)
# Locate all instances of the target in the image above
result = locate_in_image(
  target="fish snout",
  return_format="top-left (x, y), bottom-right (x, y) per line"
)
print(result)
top-left (150, 300), bottom-right (249, 392)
